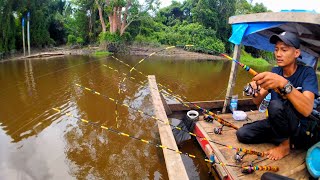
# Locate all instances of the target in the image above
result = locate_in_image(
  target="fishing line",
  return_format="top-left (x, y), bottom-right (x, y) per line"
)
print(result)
top-left (52, 107), bottom-right (279, 173)
top-left (103, 64), bottom-right (185, 105)
top-left (0, 57), bottom-right (104, 97)
top-left (111, 55), bottom-right (187, 99)
top-left (52, 108), bottom-right (279, 173)
top-left (8, 60), bottom-right (113, 138)
top-left (75, 83), bottom-right (265, 157)
top-left (114, 46), bottom-right (185, 131)
top-left (116, 45), bottom-right (193, 101)
top-left (106, 57), bottom-right (239, 130)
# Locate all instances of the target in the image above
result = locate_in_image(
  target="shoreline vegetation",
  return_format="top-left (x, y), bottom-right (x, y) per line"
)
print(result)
top-left (1, 0), bottom-right (273, 67)
top-left (1, 44), bottom-right (271, 67)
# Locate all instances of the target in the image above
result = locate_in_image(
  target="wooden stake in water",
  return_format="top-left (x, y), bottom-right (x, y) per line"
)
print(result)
top-left (27, 12), bottom-right (31, 56)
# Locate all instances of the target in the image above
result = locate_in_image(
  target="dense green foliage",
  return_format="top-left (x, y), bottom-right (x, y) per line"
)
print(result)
top-left (92, 50), bottom-right (113, 57)
top-left (0, 0), bottom-right (270, 60)
top-left (240, 50), bottom-right (270, 67)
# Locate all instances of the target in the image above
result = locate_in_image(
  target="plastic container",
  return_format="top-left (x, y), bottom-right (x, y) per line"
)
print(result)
top-left (259, 93), bottom-right (271, 113)
top-left (230, 95), bottom-right (238, 112)
top-left (187, 110), bottom-right (199, 121)
top-left (306, 141), bottom-right (320, 178)
top-left (232, 110), bottom-right (247, 121)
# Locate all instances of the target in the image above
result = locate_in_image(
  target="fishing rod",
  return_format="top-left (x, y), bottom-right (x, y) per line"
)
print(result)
top-left (75, 83), bottom-right (265, 157)
top-left (109, 56), bottom-right (239, 130)
top-left (220, 53), bottom-right (258, 76)
top-left (220, 53), bottom-right (283, 95)
top-left (52, 107), bottom-right (279, 173)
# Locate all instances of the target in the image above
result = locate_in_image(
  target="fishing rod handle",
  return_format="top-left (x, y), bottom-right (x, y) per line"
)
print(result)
top-left (241, 165), bottom-right (279, 174)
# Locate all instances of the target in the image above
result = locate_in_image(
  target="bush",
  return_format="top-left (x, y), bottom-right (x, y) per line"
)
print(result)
top-left (148, 23), bottom-right (225, 53)
top-left (99, 32), bottom-right (123, 43)
top-left (76, 37), bottom-right (84, 45)
top-left (98, 32), bottom-right (126, 53)
top-left (199, 38), bottom-right (225, 54)
top-left (134, 34), bottom-right (160, 46)
top-left (93, 50), bottom-right (112, 57)
top-left (67, 35), bottom-right (77, 45)
top-left (240, 49), bottom-right (270, 67)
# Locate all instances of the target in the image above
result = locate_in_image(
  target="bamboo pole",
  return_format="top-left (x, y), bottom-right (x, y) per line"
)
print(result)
top-left (27, 12), bottom-right (31, 56)
top-left (222, 45), bottom-right (241, 113)
top-left (22, 18), bottom-right (26, 56)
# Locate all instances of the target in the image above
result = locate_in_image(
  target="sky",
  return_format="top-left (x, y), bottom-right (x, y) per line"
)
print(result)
top-left (251, 0), bottom-right (320, 13)
top-left (160, 0), bottom-right (320, 13)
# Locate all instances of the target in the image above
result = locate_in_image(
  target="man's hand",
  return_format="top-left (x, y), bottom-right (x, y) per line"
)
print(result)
top-left (248, 81), bottom-right (260, 97)
top-left (253, 72), bottom-right (288, 90)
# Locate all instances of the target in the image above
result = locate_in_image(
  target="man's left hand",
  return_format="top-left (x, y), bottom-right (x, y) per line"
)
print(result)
top-left (252, 72), bottom-right (287, 90)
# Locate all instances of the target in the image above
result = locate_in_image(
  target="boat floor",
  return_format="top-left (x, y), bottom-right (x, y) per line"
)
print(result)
top-left (171, 111), bottom-right (310, 179)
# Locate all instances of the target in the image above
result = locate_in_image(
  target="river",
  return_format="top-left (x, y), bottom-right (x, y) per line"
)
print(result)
top-left (0, 54), bottom-right (274, 179)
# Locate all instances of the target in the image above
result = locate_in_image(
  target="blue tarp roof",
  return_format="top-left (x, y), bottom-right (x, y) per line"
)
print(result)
top-left (228, 10), bottom-right (318, 67)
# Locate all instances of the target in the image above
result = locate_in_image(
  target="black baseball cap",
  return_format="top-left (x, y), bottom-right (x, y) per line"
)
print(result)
top-left (269, 31), bottom-right (300, 49)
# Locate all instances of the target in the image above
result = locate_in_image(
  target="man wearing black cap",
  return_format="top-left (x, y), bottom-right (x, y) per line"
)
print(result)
top-left (236, 31), bottom-right (319, 160)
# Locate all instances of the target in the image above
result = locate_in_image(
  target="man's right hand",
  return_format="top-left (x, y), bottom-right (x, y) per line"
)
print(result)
top-left (248, 81), bottom-right (268, 106)
top-left (249, 81), bottom-right (260, 98)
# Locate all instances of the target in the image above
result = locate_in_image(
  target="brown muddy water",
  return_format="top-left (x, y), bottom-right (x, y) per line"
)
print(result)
top-left (0, 54), bottom-right (274, 179)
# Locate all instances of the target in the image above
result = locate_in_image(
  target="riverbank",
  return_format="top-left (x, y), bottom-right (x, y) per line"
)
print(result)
top-left (2, 45), bottom-right (224, 62)
top-left (1, 45), bottom-right (275, 68)
top-left (129, 45), bottom-right (223, 60)
top-left (0, 46), bottom-right (100, 62)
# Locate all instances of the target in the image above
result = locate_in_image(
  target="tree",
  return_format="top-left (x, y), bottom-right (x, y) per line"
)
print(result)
top-left (95, 0), bottom-right (159, 36)
top-left (155, 1), bottom-right (186, 26)
top-left (235, 0), bottom-right (270, 60)
top-left (0, 0), bottom-right (19, 54)
top-left (235, 0), bottom-right (268, 15)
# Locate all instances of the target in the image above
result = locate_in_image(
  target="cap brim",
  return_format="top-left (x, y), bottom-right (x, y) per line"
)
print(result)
top-left (269, 34), bottom-right (297, 48)
top-left (270, 35), bottom-right (288, 45)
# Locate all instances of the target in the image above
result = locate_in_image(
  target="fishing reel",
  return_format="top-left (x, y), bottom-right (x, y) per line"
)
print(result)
top-left (234, 152), bottom-right (247, 163)
top-left (214, 125), bottom-right (224, 135)
top-left (241, 161), bottom-right (254, 174)
top-left (243, 83), bottom-right (260, 97)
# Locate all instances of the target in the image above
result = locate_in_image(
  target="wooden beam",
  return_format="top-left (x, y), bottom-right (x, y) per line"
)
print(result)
top-left (168, 98), bottom-right (255, 112)
top-left (222, 45), bottom-right (241, 113)
top-left (160, 93), bottom-right (172, 115)
top-left (148, 75), bottom-right (189, 180)
top-left (194, 121), bottom-right (239, 180)
top-left (229, 12), bottom-right (320, 25)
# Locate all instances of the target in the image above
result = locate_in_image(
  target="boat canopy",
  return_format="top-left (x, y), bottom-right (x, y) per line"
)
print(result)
top-left (228, 11), bottom-right (320, 67)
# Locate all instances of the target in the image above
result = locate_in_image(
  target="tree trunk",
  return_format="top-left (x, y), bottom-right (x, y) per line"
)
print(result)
top-left (95, 0), bottom-right (106, 33)
top-left (103, 0), bottom-right (134, 36)
top-left (111, 7), bottom-right (117, 33)
top-left (120, 2), bottom-right (130, 36)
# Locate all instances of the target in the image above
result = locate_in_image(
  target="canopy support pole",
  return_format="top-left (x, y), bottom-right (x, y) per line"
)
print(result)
top-left (314, 58), bottom-right (320, 70)
top-left (222, 45), bottom-right (241, 113)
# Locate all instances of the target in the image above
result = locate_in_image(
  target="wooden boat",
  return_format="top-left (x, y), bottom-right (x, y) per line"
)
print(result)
top-left (148, 11), bottom-right (320, 180)
top-left (149, 75), bottom-right (309, 180)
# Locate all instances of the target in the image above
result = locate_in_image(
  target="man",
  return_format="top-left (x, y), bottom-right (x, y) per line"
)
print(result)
top-left (236, 31), bottom-right (319, 160)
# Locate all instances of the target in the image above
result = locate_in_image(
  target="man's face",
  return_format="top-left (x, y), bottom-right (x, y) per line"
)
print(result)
top-left (274, 41), bottom-right (300, 67)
